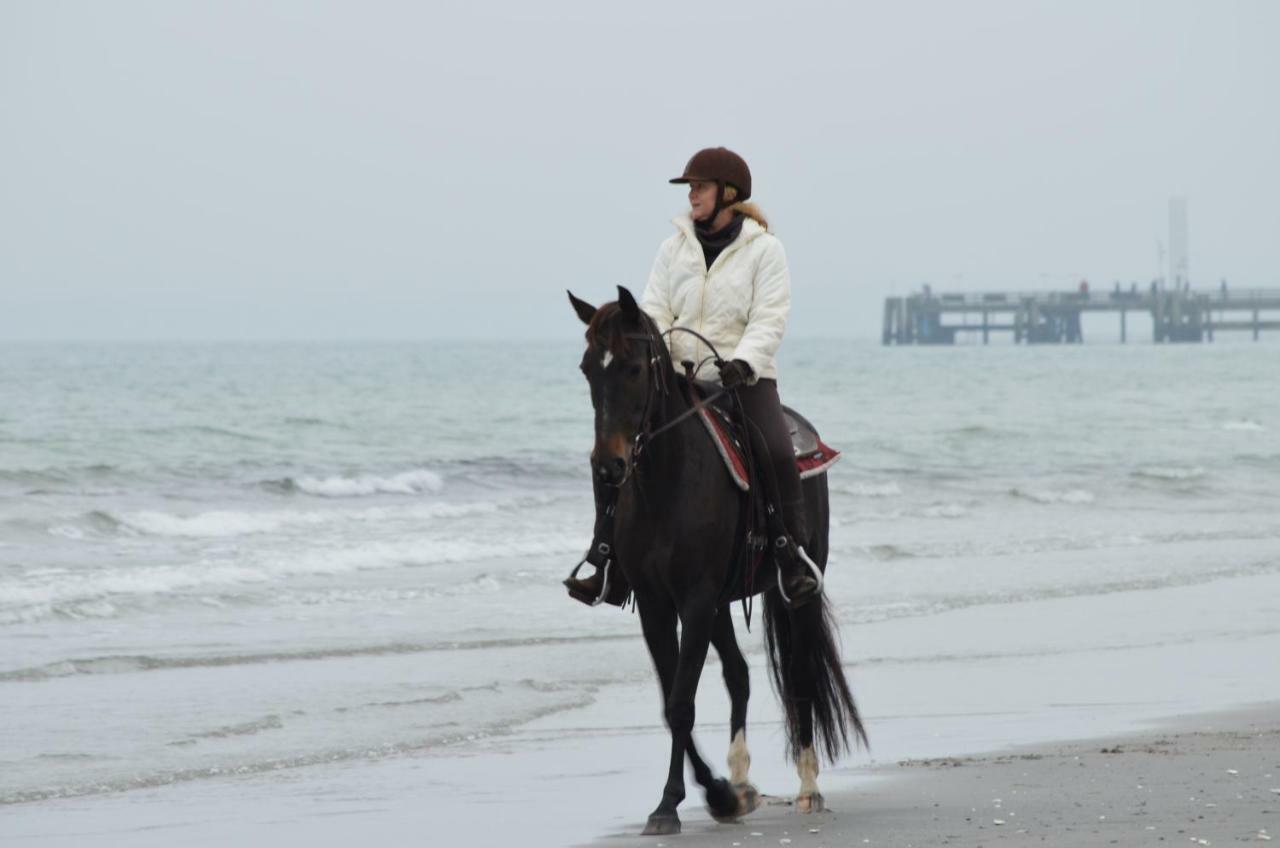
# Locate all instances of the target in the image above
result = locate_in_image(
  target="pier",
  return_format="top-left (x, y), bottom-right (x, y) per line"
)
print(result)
top-left (882, 287), bottom-right (1280, 345)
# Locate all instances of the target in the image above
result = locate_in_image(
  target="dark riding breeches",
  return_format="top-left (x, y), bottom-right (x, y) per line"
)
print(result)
top-left (736, 378), bottom-right (805, 539)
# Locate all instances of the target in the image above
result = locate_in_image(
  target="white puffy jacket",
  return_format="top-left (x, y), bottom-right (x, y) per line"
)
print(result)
top-left (640, 213), bottom-right (790, 385)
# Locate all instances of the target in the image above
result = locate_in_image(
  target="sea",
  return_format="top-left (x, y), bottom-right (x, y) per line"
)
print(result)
top-left (2, 338), bottom-right (1279, 833)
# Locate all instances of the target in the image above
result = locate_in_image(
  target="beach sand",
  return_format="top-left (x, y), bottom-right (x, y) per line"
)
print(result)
top-left (591, 704), bottom-right (1279, 847)
top-left (6, 572), bottom-right (1279, 846)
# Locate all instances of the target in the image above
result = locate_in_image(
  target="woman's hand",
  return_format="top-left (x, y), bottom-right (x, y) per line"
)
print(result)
top-left (717, 359), bottom-right (754, 389)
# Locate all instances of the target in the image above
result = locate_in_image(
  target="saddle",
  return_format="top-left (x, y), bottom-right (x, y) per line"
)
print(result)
top-left (688, 379), bottom-right (841, 491)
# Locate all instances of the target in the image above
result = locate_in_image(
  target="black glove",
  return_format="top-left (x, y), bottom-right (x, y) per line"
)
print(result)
top-left (717, 359), bottom-right (753, 389)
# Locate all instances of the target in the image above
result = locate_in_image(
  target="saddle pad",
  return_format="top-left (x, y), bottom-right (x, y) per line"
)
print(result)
top-left (696, 399), bottom-right (841, 492)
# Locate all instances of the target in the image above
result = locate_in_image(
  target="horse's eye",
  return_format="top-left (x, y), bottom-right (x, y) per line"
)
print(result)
top-left (627, 363), bottom-right (643, 378)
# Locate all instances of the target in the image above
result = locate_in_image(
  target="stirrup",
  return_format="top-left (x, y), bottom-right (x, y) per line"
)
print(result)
top-left (775, 537), bottom-right (823, 608)
top-left (564, 543), bottom-right (614, 607)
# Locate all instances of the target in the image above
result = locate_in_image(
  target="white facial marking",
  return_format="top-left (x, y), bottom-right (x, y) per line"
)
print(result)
top-left (601, 350), bottom-right (614, 369)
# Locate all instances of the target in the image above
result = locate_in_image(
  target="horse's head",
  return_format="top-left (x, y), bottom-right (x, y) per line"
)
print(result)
top-left (569, 286), bottom-right (666, 486)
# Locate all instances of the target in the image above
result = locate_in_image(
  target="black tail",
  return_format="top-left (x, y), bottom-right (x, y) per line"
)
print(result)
top-left (763, 591), bottom-right (868, 762)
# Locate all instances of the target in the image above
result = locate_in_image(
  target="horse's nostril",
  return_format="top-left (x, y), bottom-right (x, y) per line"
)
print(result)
top-left (594, 457), bottom-right (626, 483)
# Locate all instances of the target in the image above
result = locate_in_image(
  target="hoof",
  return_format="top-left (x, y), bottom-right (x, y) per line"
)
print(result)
top-left (642, 812), bottom-right (681, 836)
top-left (733, 783), bottom-right (762, 817)
top-left (705, 777), bottom-right (741, 823)
top-left (796, 792), bottom-right (826, 814)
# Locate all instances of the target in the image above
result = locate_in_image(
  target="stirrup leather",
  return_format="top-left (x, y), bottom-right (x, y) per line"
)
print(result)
top-left (774, 537), bottom-right (824, 606)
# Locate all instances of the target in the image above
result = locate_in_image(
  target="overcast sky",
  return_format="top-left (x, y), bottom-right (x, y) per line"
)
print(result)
top-left (2, 1), bottom-right (1277, 340)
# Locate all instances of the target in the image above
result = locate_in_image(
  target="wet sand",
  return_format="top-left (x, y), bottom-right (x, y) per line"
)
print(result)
top-left (591, 704), bottom-right (1280, 847)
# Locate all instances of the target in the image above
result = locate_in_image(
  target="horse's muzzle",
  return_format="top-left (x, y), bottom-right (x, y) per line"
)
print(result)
top-left (594, 454), bottom-right (629, 486)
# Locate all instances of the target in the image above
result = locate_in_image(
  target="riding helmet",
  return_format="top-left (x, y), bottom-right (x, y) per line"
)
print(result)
top-left (669, 147), bottom-right (751, 202)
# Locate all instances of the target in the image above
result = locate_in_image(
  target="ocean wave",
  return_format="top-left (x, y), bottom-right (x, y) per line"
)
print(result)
top-left (836, 557), bottom-right (1280, 629)
top-left (136, 424), bottom-right (266, 442)
top-left (57, 493), bottom-right (562, 541)
top-left (118, 509), bottom-right (330, 538)
top-left (944, 424), bottom-right (1020, 440)
top-left (920, 503), bottom-right (968, 519)
top-left (836, 481), bottom-right (903, 498)
top-left (180, 714), bottom-right (284, 741)
top-left (0, 464), bottom-right (124, 488)
top-left (837, 523), bottom-right (1280, 563)
top-left (859, 544), bottom-right (916, 561)
top-left (1132, 466), bottom-right (1206, 482)
top-left (337, 691), bottom-right (463, 713)
top-left (0, 633), bottom-right (638, 683)
top-left (262, 535), bottom-right (584, 577)
top-left (274, 468), bottom-right (445, 497)
top-left (0, 688), bottom-right (593, 806)
top-left (1222, 419), bottom-right (1265, 432)
top-left (0, 562), bottom-right (271, 625)
top-left (1010, 487), bottom-right (1096, 505)
top-left (0, 533), bottom-right (581, 625)
top-left (282, 416), bottom-right (350, 429)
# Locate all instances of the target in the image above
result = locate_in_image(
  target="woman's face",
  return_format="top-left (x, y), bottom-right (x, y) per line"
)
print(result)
top-left (687, 180), bottom-right (718, 221)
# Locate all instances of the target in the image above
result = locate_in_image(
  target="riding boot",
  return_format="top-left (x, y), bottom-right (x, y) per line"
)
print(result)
top-left (735, 378), bottom-right (821, 609)
top-left (563, 480), bottom-right (630, 607)
top-left (770, 497), bottom-right (821, 609)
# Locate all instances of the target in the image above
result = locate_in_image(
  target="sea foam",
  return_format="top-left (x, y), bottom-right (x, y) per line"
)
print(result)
top-left (1222, 419), bottom-right (1265, 432)
top-left (1011, 487), bottom-right (1096, 505)
top-left (289, 469), bottom-right (444, 497)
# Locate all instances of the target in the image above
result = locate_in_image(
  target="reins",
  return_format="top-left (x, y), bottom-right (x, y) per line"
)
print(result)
top-left (623, 326), bottom-right (730, 458)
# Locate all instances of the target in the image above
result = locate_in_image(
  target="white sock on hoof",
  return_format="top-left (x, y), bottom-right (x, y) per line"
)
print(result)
top-left (728, 729), bottom-right (751, 785)
top-left (796, 745), bottom-right (820, 798)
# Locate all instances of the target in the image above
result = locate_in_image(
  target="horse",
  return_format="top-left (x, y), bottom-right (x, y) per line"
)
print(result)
top-left (568, 286), bottom-right (867, 835)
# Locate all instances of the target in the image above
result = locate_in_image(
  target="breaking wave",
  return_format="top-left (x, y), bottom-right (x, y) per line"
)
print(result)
top-left (1132, 466), bottom-right (1207, 483)
top-left (47, 493), bottom-right (565, 541)
top-left (1222, 419), bottom-right (1265, 432)
top-left (0, 535), bottom-right (585, 625)
top-left (1010, 487), bottom-right (1096, 505)
top-left (836, 481), bottom-right (903, 498)
top-left (274, 469), bottom-right (444, 497)
top-left (0, 634), bottom-right (638, 683)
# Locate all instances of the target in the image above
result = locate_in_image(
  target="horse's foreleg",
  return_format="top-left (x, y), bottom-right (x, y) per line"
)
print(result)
top-left (637, 599), bottom-right (684, 835)
top-left (639, 600), bottom-right (732, 833)
top-left (669, 603), bottom-right (743, 824)
top-left (711, 607), bottom-right (759, 817)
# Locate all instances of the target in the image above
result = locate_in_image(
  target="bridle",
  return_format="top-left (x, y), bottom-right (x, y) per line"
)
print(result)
top-left (601, 321), bottom-right (731, 488)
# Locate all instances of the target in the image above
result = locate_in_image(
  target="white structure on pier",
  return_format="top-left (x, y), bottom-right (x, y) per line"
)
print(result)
top-left (1169, 196), bottom-right (1189, 291)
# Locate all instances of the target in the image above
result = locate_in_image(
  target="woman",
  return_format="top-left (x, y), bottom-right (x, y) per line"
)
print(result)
top-left (565, 147), bottom-right (819, 608)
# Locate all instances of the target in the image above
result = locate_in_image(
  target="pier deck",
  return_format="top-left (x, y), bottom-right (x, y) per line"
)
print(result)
top-left (882, 288), bottom-right (1280, 345)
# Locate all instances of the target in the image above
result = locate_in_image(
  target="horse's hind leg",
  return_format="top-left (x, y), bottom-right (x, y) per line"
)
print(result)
top-left (795, 743), bottom-right (823, 812)
top-left (712, 607), bottom-right (760, 816)
top-left (788, 605), bottom-right (824, 812)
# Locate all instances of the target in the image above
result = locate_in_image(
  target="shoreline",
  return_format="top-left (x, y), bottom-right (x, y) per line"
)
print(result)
top-left (588, 702), bottom-right (1280, 847)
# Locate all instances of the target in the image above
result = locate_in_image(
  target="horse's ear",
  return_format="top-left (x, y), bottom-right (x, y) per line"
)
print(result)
top-left (567, 290), bottom-right (597, 326)
top-left (617, 286), bottom-right (640, 319)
